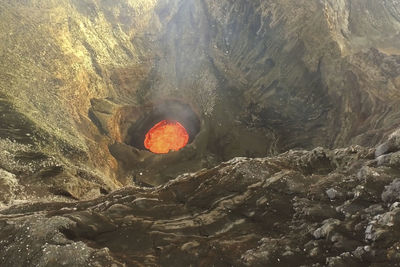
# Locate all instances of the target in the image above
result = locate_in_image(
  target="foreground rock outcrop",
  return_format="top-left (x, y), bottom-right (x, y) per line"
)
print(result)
top-left (1, 131), bottom-right (400, 266)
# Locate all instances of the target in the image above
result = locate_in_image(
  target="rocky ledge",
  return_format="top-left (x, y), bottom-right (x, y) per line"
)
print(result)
top-left (1, 130), bottom-right (400, 266)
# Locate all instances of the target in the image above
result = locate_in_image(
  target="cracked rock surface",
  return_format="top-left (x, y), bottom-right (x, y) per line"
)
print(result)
top-left (2, 131), bottom-right (400, 266)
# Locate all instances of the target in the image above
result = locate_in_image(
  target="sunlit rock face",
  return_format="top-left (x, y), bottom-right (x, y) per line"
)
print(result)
top-left (0, 0), bottom-right (400, 265)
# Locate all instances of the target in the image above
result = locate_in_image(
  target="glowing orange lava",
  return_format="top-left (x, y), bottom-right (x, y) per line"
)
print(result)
top-left (144, 120), bottom-right (189, 154)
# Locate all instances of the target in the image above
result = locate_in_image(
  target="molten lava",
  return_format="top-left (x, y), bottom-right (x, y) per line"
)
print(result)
top-left (144, 120), bottom-right (189, 154)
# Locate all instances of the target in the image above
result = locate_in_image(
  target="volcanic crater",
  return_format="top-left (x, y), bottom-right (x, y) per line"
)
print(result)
top-left (0, 0), bottom-right (400, 266)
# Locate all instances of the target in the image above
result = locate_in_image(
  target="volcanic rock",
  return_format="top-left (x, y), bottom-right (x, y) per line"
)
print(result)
top-left (0, 138), bottom-right (400, 265)
top-left (0, 0), bottom-right (399, 266)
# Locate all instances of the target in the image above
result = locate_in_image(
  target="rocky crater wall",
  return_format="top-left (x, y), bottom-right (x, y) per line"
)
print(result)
top-left (0, 0), bottom-right (399, 197)
top-left (1, 1), bottom-right (400, 266)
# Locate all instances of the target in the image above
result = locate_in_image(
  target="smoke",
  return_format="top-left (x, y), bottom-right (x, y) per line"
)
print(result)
top-left (139, 0), bottom-right (218, 117)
